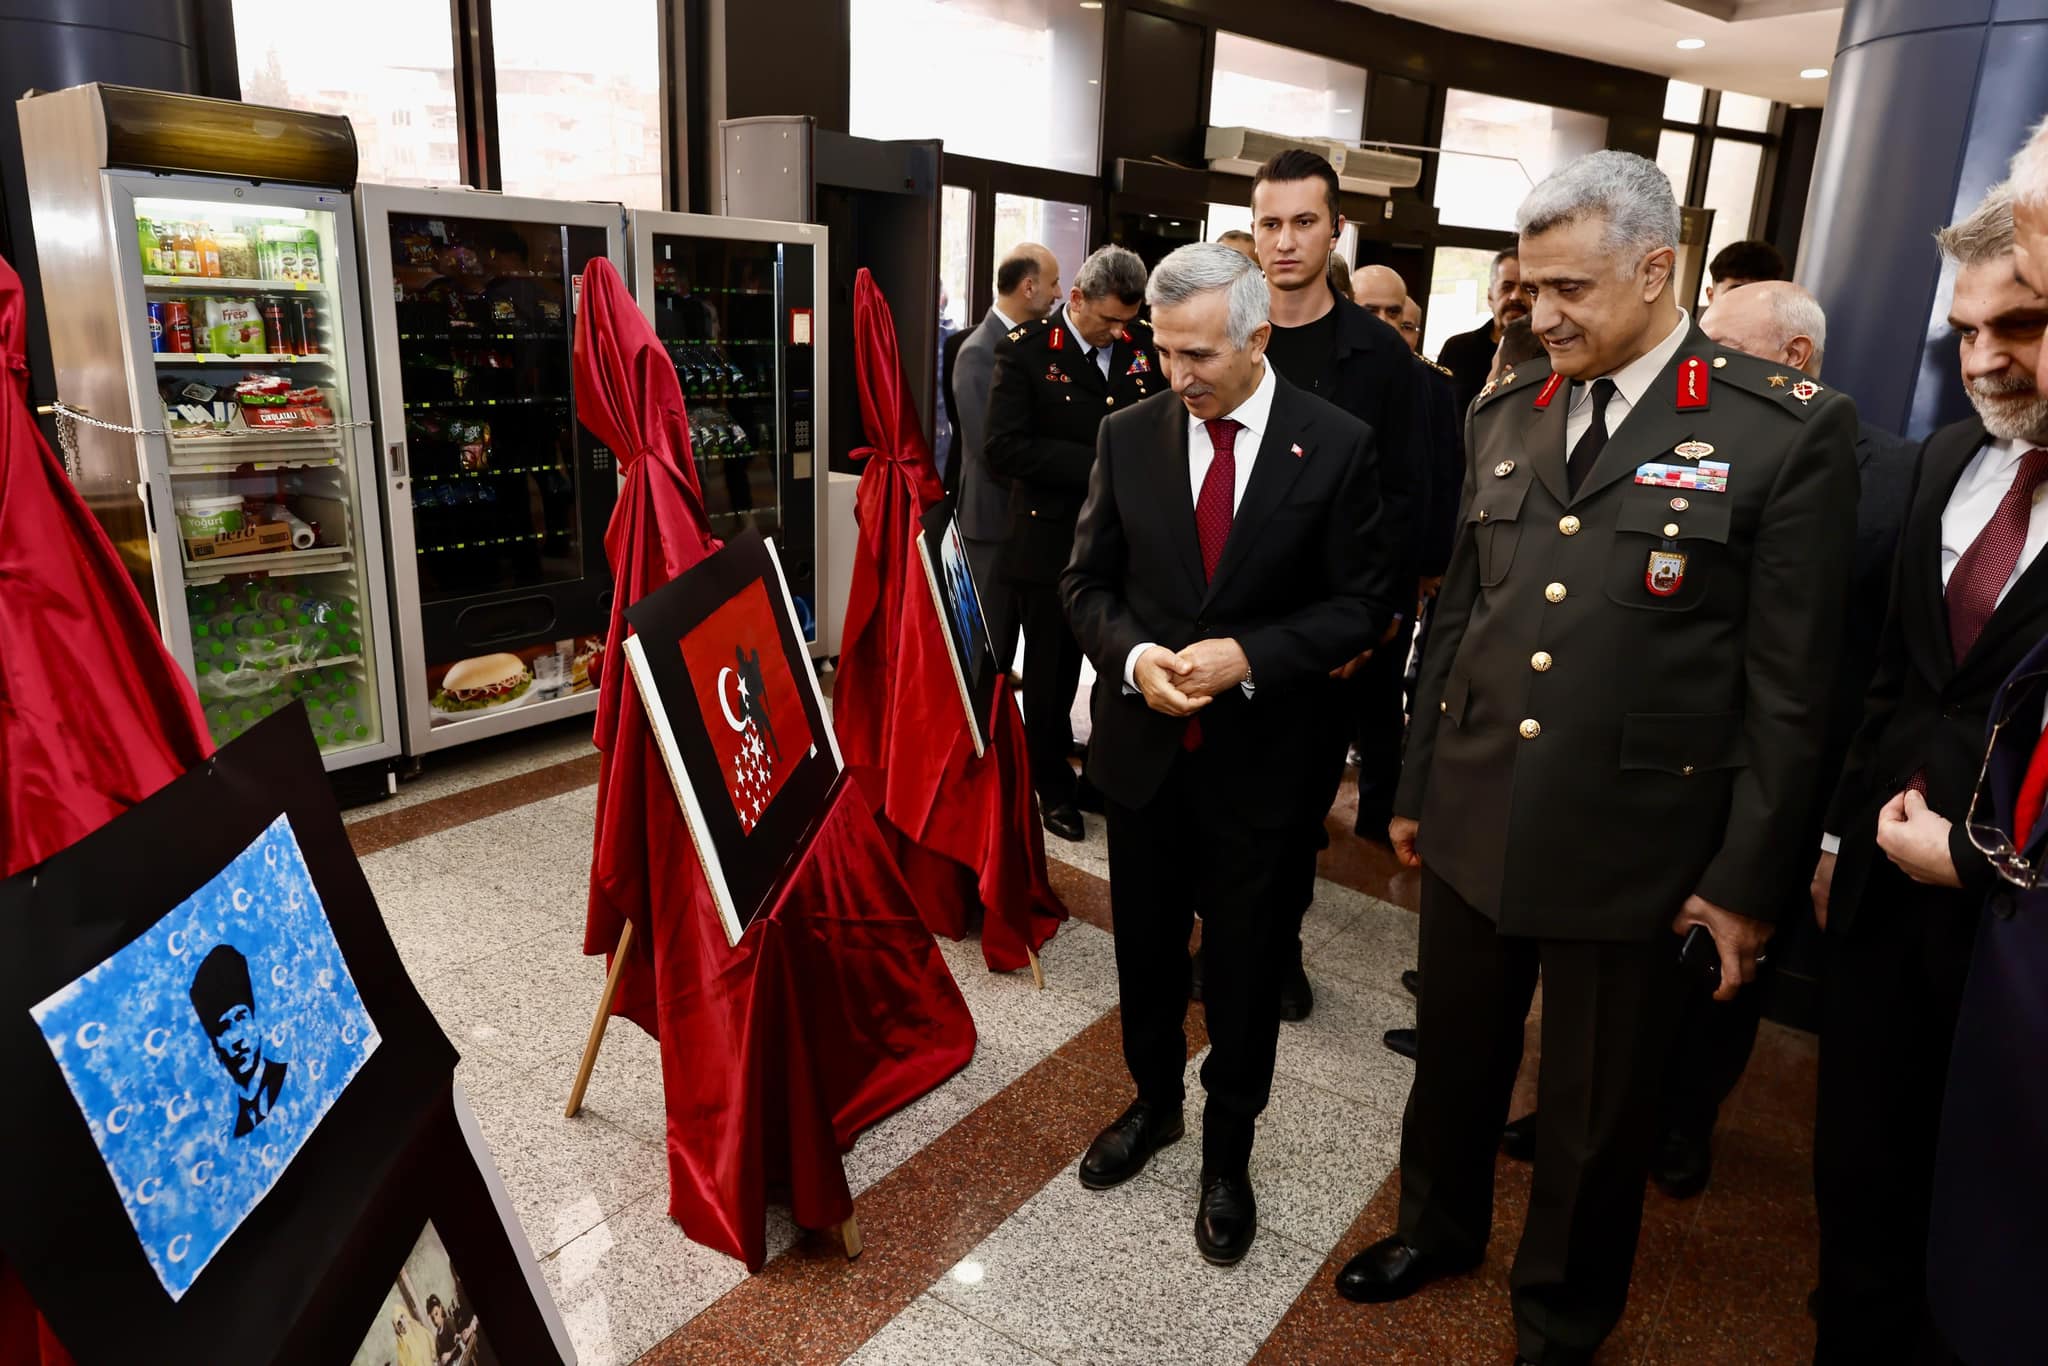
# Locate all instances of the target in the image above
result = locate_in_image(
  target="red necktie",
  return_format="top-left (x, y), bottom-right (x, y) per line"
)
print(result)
top-left (2013, 720), bottom-right (2048, 849)
top-left (1947, 447), bottom-right (2048, 662)
top-left (1196, 418), bottom-right (1241, 582)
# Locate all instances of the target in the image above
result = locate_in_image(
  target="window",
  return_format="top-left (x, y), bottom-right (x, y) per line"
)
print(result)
top-left (940, 186), bottom-right (974, 332)
top-left (492, 0), bottom-right (662, 207)
top-left (1423, 246), bottom-right (1499, 363)
top-left (1663, 80), bottom-right (1705, 123)
top-left (1208, 33), bottom-right (1367, 142)
top-left (849, 0), bottom-right (1103, 175)
top-left (1435, 90), bottom-right (1608, 232)
top-left (1717, 91), bottom-right (1774, 133)
top-left (1656, 129), bottom-right (1696, 201)
top-left (995, 195), bottom-right (1089, 301)
top-left (233, 0), bottom-right (459, 187)
top-left (1701, 139), bottom-right (1765, 274)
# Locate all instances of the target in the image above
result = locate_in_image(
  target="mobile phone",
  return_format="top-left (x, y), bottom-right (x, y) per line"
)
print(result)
top-left (1678, 924), bottom-right (1721, 990)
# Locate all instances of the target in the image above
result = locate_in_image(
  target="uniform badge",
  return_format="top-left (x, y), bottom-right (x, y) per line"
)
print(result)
top-left (1126, 351), bottom-right (1151, 376)
top-left (1790, 379), bottom-right (1820, 403)
top-left (1117, 327), bottom-right (1132, 342)
top-left (1646, 549), bottom-right (1688, 597)
top-left (1478, 378), bottom-right (1499, 400)
top-left (1494, 460), bottom-right (1515, 477)
top-left (1676, 355), bottom-right (1710, 410)
top-left (1048, 325), bottom-right (1064, 351)
top-left (1672, 440), bottom-right (1715, 461)
top-left (1767, 374), bottom-right (1789, 388)
top-left (1669, 496), bottom-right (1690, 511)
top-left (1499, 368), bottom-right (1517, 387)
top-left (1634, 460), bottom-right (1729, 492)
top-left (1007, 328), bottom-right (1024, 341)
top-left (1533, 374), bottom-right (1565, 409)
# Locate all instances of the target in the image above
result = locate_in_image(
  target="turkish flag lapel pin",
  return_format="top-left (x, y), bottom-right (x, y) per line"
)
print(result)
top-left (1291, 442), bottom-right (1305, 459)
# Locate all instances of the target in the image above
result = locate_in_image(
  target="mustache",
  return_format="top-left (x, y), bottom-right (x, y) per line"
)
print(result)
top-left (1970, 373), bottom-right (2039, 399)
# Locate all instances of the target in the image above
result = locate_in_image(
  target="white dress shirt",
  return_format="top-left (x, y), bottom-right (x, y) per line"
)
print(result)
top-left (1563, 309), bottom-right (1692, 451)
top-left (1122, 360), bottom-right (1279, 691)
top-left (991, 304), bottom-right (1018, 332)
top-left (1820, 435), bottom-right (2048, 855)
top-left (1062, 308), bottom-right (1113, 380)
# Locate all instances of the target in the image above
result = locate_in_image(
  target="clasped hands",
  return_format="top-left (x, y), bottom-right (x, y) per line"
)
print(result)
top-left (1133, 639), bottom-right (1248, 716)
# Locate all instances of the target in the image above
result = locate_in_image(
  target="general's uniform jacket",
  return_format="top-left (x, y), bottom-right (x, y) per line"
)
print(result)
top-left (1394, 327), bottom-right (1860, 940)
top-left (984, 311), bottom-right (1160, 585)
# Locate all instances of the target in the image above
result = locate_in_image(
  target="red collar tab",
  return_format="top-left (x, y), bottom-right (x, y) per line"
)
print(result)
top-left (1533, 373), bottom-right (1565, 409)
top-left (1117, 327), bottom-right (1131, 343)
top-left (1048, 324), bottom-right (1064, 351)
top-left (1676, 354), bottom-right (1710, 410)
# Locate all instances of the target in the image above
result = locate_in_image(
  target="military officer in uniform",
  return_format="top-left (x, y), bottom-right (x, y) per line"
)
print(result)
top-left (986, 245), bottom-right (1157, 841)
top-left (1336, 152), bottom-right (1858, 1365)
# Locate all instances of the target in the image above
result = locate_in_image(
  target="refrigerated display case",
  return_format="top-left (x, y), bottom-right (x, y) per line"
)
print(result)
top-left (16, 85), bottom-right (399, 772)
top-left (357, 186), bottom-right (625, 755)
top-left (627, 210), bottom-right (828, 652)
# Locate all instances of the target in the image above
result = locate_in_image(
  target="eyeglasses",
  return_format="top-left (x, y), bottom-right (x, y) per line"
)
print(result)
top-left (1397, 320), bottom-right (1420, 335)
top-left (1963, 672), bottom-right (2048, 888)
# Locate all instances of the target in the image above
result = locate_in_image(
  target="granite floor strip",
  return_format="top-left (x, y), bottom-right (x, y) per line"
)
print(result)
top-left (347, 752), bottom-right (603, 856)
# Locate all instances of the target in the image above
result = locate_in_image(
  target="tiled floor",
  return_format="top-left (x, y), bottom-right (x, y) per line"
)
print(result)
top-left (344, 722), bottom-right (1820, 1365)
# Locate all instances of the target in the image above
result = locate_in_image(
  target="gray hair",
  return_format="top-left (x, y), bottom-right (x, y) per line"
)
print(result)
top-left (1144, 242), bottom-right (1271, 349)
top-left (1748, 280), bottom-right (1828, 371)
top-left (2008, 118), bottom-right (2048, 211)
top-left (1516, 150), bottom-right (1681, 267)
top-left (1072, 244), bottom-right (1148, 306)
top-left (1935, 183), bottom-right (2015, 266)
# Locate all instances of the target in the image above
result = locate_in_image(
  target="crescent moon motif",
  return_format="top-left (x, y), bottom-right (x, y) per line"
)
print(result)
top-left (136, 1176), bottom-right (161, 1205)
top-left (232, 887), bottom-right (252, 912)
top-left (264, 843), bottom-right (279, 869)
top-left (164, 1092), bottom-right (193, 1124)
top-left (167, 1234), bottom-right (191, 1263)
top-left (143, 1028), bottom-right (170, 1057)
top-left (305, 1058), bottom-right (325, 1083)
top-left (166, 930), bottom-right (187, 957)
top-left (261, 1143), bottom-right (279, 1167)
top-left (106, 1104), bottom-right (134, 1134)
top-left (715, 666), bottom-right (746, 732)
top-left (189, 1160), bottom-right (211, 1187)
top-left (315, 968), bottom-right (333, 990)
top-left (288, 887), bottom-right (304, 911)
top-left (269, 1023), bottom-right (288, 1048)
top-left (271, 963), bottom-right (290, 988)
top-left (75, 1021), bottom-right (105, 1049)
top-left (341, 1021), bottom-right (359, 1045)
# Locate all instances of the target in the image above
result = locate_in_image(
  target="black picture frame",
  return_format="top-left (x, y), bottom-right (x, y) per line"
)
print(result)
top-left (914, 498), bottom-right (1000, 758)
top-left (622, 529), bottom-right (843, 944)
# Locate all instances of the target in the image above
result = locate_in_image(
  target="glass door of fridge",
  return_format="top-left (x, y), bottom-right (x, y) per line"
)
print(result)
top-left (645, 226), bottom-right (822, 642)
top-left (124, 184), bottom-right (395, 767)
top-left (362, 189), bottom-right (621, 753)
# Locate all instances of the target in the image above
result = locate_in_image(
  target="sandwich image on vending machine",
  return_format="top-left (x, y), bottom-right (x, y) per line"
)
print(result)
top-left (429, 652), bottom-right (534, 719)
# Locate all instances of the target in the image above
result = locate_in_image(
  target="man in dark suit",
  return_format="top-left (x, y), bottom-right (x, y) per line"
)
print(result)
top-left (1341, 152), bottom-right (1857, 1365)
top-left (1810, 185), bottom-right (2048, 1362)
top-left (951, 243), bottom-right (1060, 664)
top-left (1063, 242), bottom-right (1396, 1265)
top-left (1436, 246), bottom-right (1528, 414)
top-left (987, 245), bottom-right (1157, 841)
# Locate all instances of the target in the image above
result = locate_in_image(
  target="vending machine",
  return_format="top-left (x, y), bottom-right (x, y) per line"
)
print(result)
top-left (626, 209), bottom-right (828, 653)
top-left (354, 186), bottom-right (625, 757)
top-left (17, 84), bottom-right (401, 774)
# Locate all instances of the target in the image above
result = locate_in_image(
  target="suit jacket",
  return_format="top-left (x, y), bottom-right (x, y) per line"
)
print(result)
top-left (1928, 634), bottom-right (2048, 1365)
top-left (940, 325), bottom-right (969, 498)
top-left (1061, 374), bottom-right (1397, 824)
top-left (1827, 416), bottom-right (2048, 931)
top-left (953, 311), bottom-right (1010, 537)
top-left (985, 309), bottom-right (1161, 583)
top-left (1416, 354), bottom-right (1466, 579)
top-left (1316, 289), bottom-right (1430, 588)
top-left (1397, 326), bottom-right (1860, 940)
top-left (1437, 322), bottom-right (1498, 416)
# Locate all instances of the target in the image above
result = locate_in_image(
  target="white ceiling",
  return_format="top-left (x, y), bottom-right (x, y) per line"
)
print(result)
top-left (1345, 0), bottom-right (1844, 108)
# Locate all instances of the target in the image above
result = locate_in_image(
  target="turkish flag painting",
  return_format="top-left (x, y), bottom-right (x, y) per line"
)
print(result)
top-left (678, 579), bottom-right (816, 834)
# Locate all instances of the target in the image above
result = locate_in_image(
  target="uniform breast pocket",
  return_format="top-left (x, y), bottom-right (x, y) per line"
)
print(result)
top-left (1604, 494), bottom-right (1732, 611)
top-left (1467, 480), bottom-right (1529, 587)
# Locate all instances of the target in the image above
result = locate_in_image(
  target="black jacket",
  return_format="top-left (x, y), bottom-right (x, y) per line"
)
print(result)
top-left (1827, 417), bottom-right (2048, 931)
top-left (1309, 288), bottom-right (1430, 590)
top-left (1062, 374), bottom-right (1398, 823)
top-left (1438, 322), bottom-right (1498, 416)
top-left (1416, 355), bottom-right (1466, 578)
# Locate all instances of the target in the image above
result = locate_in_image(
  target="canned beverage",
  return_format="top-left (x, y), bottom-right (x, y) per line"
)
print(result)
top-left (293, 299), bottom-right (320, 355)
top-left (147, 300), bottom-right (167, 352)
top-left (163, 299), bottom-right (195, 353)
top-left (261, 298), bottom-right (288, 355)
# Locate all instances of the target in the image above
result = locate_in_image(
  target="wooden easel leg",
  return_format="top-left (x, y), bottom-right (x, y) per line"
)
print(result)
top-left (1026, 945), bottom-right (1045, 992)
top-left (564, 919), bottom-right (636, 1119)
top-left (838, 1214), bottom-right (863, 1260)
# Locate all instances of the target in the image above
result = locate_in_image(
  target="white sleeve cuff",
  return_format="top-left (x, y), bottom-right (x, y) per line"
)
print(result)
top-left (1820, 833), bottom-right (1841, 856)
top-left (1123, 642), bottom-right (1154, 695)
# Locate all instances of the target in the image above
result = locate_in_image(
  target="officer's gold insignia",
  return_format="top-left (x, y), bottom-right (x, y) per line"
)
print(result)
top-left (1494, 460), bottom-right (1515, 477)
top-left (1766, 374), bottom-right (1789, 388)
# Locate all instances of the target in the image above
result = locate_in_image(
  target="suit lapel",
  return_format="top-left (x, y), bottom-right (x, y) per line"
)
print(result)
top-left (1520, 379), bottom-right (1571, 506)
top-left (1156, 398), bottom-right (1206, 598)
top-left (1202, 380), bottom-right (1313, 609)
top-left (1569, 331), bottom-right (1711, 505)
top-left (1913, 421), bottom-right (1988, 677)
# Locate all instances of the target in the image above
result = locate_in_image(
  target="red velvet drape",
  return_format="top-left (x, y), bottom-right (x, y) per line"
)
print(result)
top-left (575, 259), bottom-right (974, 1267)
top-left (0, 250), bottom-right (212, 1364)
top-left (831, 269), bottom-right (1065, 971)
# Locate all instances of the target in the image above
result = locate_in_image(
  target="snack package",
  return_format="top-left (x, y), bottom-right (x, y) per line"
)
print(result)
top-left (451, 419), bottom-right (492, 471)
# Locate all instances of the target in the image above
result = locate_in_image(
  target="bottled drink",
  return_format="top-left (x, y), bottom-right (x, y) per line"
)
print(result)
top-left (163, 300), bottom-right (195, 353)
top-left (197, 226), bottom-right (222, 278)
top-left (173, 223), bottom-right (198, 276)
top-left (293, 300), bottom-right (319, 355)
top-left (261, 298), bottom-right (288, 355)
top-left (147, 301), bottom-right (168, 353)
top-left (137, 216), bottom-right (164, 274)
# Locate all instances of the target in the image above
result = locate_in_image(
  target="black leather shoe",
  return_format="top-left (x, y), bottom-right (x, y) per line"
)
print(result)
top-left (1196, 1171), bottom-right (1257, 1266)
top-left (1042, 803), bottom-right (1084, 843)
top-left (1649, 1127), bottom-right (1712, 1199)
top-left (1399, 969), bottom-right (1422, 999)
top-left (1278, 958), bottom-right (1315, 1021)
top-left (1501, 1112), bottom-right (1537, 1162)
top-left (1078, 1100), bottom-right (1183, 1190)
top-left (1382, 1028), bottom-right (1418, 1060)
top-left (1334, 1236), bottom-right (1479, 1303)
top-left (1189, 947), bottom-right (1204, 1003)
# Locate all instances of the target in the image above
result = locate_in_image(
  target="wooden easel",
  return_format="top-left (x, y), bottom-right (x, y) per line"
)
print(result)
top-left (1026, 945), bottom-right (1044, 990)
top-left (562, 918), bottom-right (864, 1261)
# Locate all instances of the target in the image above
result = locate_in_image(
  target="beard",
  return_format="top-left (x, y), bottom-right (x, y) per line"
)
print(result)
top-left (1967, 372), bottom-right (2048, 444)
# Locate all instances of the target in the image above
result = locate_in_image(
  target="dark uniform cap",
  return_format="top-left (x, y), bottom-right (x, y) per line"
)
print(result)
top-left (189, 943), bottom-right (254, 1034)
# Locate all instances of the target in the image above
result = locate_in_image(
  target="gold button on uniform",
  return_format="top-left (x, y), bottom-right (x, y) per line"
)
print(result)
top-left (1682, 765), bottom-right (1696, 776)
top-left (1531, 651), bottom-right (1553, 672)
top-left (1519, 718), bottom-right (1542, 739)
top-left (1663, 522), bottom-right (1680, 537)
top-left (1495, 460), bottom-right (1515, 477)
top-left (1712, 356), bottom-right (1727, 368)
top-left (1544, 582), bottom-right (1567, 603)
top-left (1558, 515), bottom-right (1581, 536)
top-left (1105, 396), bottom-right (1115, 407)
top-left (1439, 700), bottom-right (1448, 713)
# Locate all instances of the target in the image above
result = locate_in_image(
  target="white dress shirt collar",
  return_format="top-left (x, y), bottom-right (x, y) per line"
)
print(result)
top-left (991, 304), bottom-right (1018, 332)
top-left (1189, 358), bottom-right (1278, 451)
top-left (1570, 308), bottom-right (1692, 416)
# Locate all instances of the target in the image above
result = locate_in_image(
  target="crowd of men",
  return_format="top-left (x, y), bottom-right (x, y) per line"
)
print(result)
top-left (940, 119), bottom-right (2048, 1365)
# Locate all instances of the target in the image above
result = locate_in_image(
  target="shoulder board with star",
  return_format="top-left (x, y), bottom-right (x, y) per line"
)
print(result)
top-left (1003, 316), bottom-right (1054, 346)
top-left (1472, 357), bottom-right (1554, 412)
top-left (1700, 343), bottom-right (1843, 422)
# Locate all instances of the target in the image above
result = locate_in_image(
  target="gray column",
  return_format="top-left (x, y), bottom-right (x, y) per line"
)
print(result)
top-left (1800, 0), bottom-right (2048, 439)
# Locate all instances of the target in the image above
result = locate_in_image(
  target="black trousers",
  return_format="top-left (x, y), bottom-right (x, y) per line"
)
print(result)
top-left (1106, 748), bottom-right (1290, 1174)
top-left (1349, 627), bottom-right (1409, 837)
top-left (1815, 868), bottom-right (1979, 1364)
top-left (1015, 578), bottom-right (1083, 808)
top-left (1657, 967), bottom-right (1763, 1141)
top-left (1398, 870), bottom-right (1682, 1364)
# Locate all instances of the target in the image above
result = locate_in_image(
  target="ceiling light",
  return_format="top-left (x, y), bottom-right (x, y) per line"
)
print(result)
top-left (1078, 1), bottom-right (1102, 8)
top-left (1335, 108), bottom-right (1354, 114)
top-left (1800, 67), bottom-right (1829, 79)
top-left (1675, 38), bottom-right (1706, 50)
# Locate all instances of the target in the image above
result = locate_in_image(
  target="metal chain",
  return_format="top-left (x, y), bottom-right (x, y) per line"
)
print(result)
top-left (43, 399), bottom-right (373, 483)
